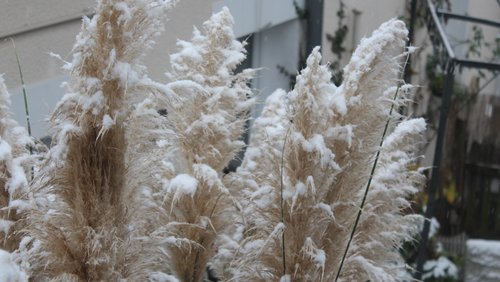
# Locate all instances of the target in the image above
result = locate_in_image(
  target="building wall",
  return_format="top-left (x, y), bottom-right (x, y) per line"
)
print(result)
top-left (461, 0), bottom-right (500, 96)
top-left (0, 0), bottom-right (217, 137)
top-left (322, 0), bottom-right (500, 171)
top-left (213, 0), bottom-right (304, 119)
top-left (322, 0), bottom-right (406, 69)
top-left (0, 0), bottom-right (304, 137)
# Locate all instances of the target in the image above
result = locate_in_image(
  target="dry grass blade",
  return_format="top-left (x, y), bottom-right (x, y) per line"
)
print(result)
top-left (21, 1), bottom-right (175, 280)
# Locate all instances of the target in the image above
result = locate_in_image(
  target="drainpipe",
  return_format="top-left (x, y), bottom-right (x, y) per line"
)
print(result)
top-left (351, 9), bottom-right (361, 52)
top-left (306, 0), bottom-right (324, 55)
top-left (405, 0), bottom-right (417, 84)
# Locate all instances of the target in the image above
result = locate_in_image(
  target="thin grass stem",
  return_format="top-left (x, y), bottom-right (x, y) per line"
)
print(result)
top-left (280, 124), bottom-right (293, 276)
top-left (334, 86), bottom-right (400, 282)
top-left (335, 51), bottom-right (412, 281)
top-left (10, 38), bottom-right (33, 154)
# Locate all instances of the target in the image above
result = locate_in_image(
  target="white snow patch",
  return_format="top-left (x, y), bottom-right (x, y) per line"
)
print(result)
top-left (243, 239), bottom-right (265, 252)
top-left (326, 125), bottom-right (353, 147)
top-left (6, 162), bottom-right (27, 194)
top-left (423, 256), bottom-right (458, 280)
top-left (303, 237), bottom-right (326, 269)
top-left (400, 83), bottom-right (414, 93)
top-left (467, 239), bottom-right (500, 257)
top-left (193, 164), bottom-right (222, 190)
top-left (113, 61), bottom-right (140, 85)
top-left (149, 272), bottom-right (180, 282)
top-left (407, 46), bottom-right (419, 54)
top-left (82, 91), bottom-right (104, 114)
top-left (51, 122), bottom-right (82, 161)
top-left (9, 200), bottom-right (32, 213)
top-left (429, 217), bottom-right (440, 238)
top-left (466, 239), bottom-right (500, 282)
top-left (279, 275), bottom-right (291, 282)
top-left (0, 219), bottom-right (13, 235)
top-left (315, 203), bottom-right (335, 220)
top-left (96, 114), bottom-right (116, 139)
top-left (0, 140), bottom-right (12, 161)
top-left (102, 114), bottom-right (115, 130)
top-left (383, 118), bottom-right (426, 148)
top-left (156, 139), bottom-right (169, 148)
top-left (168, 174), bottom-right (198, 197)
top-left (250, 185), bottom-right (273, 208)
top-left (114, 2), bottom-right (132, 23)
top-left (0, 249), bottom-right (28, 282)
top-left (330, 91), bottom-right (347, 115)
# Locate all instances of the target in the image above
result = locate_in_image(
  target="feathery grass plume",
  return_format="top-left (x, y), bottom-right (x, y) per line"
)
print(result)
top-left (148, 7), bottom-right (254, 281)
top-left (0, 75), bottom-right (32, 253)
top-left (212, 88), bottom-right (289, 279)
top-left (243, 89), bottom-right (289, 175)
top-left (339, 118), bottom-right (426, 281)
top-left (325, 19), bottom-right (419, 281)
top-left (166, 7), bottom-right (254, 173)
top-left (231, 47), bottom-right (342, 281)
top-left (121, 96), bottom-right (180, 278)
top-left (229, 19), bottom-right (425, 281)
top-left (21, 0), bottom-right (175, 280)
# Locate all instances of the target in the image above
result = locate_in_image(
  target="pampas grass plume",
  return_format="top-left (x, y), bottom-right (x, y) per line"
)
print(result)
top-left (0, 3), bottom-right (426, 281)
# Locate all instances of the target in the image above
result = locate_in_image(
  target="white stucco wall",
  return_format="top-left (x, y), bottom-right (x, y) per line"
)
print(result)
top-left (322, 0), bottom-right (406, 69)
top-left (0, 0), bottom-right (216, 137)
top-left (1, 0), bottom-right (305, 137)
top-left (213, 0), bottom-right (303, 38)
top-left (213, 0), bottom-right (304, 120)
top-left (461, 0), bottom-right (500, 96)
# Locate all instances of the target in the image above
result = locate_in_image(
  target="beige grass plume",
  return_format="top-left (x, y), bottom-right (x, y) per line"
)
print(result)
top-left (20, 0), bottom-right (175, 280)
top-left (0, 5), bottom-right (426, 281)
top-left (144, 7), bottom-right (254, 281)
top-left (231, 47), bottom-right (342, 281)
top-left (0, 75), bottom-right (32, 254)
top-left (325, 19), bottom-right (422, 281)
top-left (228, 19), bottom-right (425, 281)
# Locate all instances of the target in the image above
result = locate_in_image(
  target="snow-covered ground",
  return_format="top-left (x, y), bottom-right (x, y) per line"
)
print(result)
top-left (423, 256), bottom-right (458, 281)
top-left (466, 239), bottom-right (500, 282)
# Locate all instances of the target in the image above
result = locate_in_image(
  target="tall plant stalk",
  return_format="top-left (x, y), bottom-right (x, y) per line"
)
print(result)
top-left (10, 39), bottom-right (32, 155)
top-left (335, 50), bottom-right (412, 280)
top-left (280, 125), bottom-right (293, 276)
top-left (334, 85), bottom-right (401, 281)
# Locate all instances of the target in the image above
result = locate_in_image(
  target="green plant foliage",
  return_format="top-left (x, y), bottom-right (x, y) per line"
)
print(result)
top-left (326, 0), bottom-right (348, 85)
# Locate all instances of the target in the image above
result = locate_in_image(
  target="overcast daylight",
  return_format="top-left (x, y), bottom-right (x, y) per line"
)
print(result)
top-left (0, 0), bottom-right (499, 281)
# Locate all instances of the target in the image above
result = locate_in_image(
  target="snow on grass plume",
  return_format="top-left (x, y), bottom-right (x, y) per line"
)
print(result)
top-left (138, 7), bottom-right (255, 281)
top-left (0, 4), bottom-right (426, 281)
top-left (0, 249), bottom-right (28, 282)
top-left (0, 75), bottom-right (32, 253)
top-left (231, 47), bottom-right (344, 281)
top-left (227, 19), bottom-right (425, 282)
top-left (21, 0), bottom-right (177, 280)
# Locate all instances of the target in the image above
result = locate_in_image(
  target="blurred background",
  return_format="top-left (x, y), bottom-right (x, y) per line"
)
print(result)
top-left (0, 0), bottom-right (499, 280)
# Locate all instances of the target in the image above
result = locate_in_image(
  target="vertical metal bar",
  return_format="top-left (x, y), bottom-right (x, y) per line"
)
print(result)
top-left (415, 60), bottom-right (456, 279)
top-left (427, 0), bottom-right (456, 59)
top-left (350, 9), bottom-right (361, 52)
top-left (306, 0), bottom-right (324, 55)
top-left (404, 0), bottom-right (417, 84)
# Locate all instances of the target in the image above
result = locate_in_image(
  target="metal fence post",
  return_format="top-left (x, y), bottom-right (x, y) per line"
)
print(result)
top-left (415, 60), bottom-right (456, 279)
